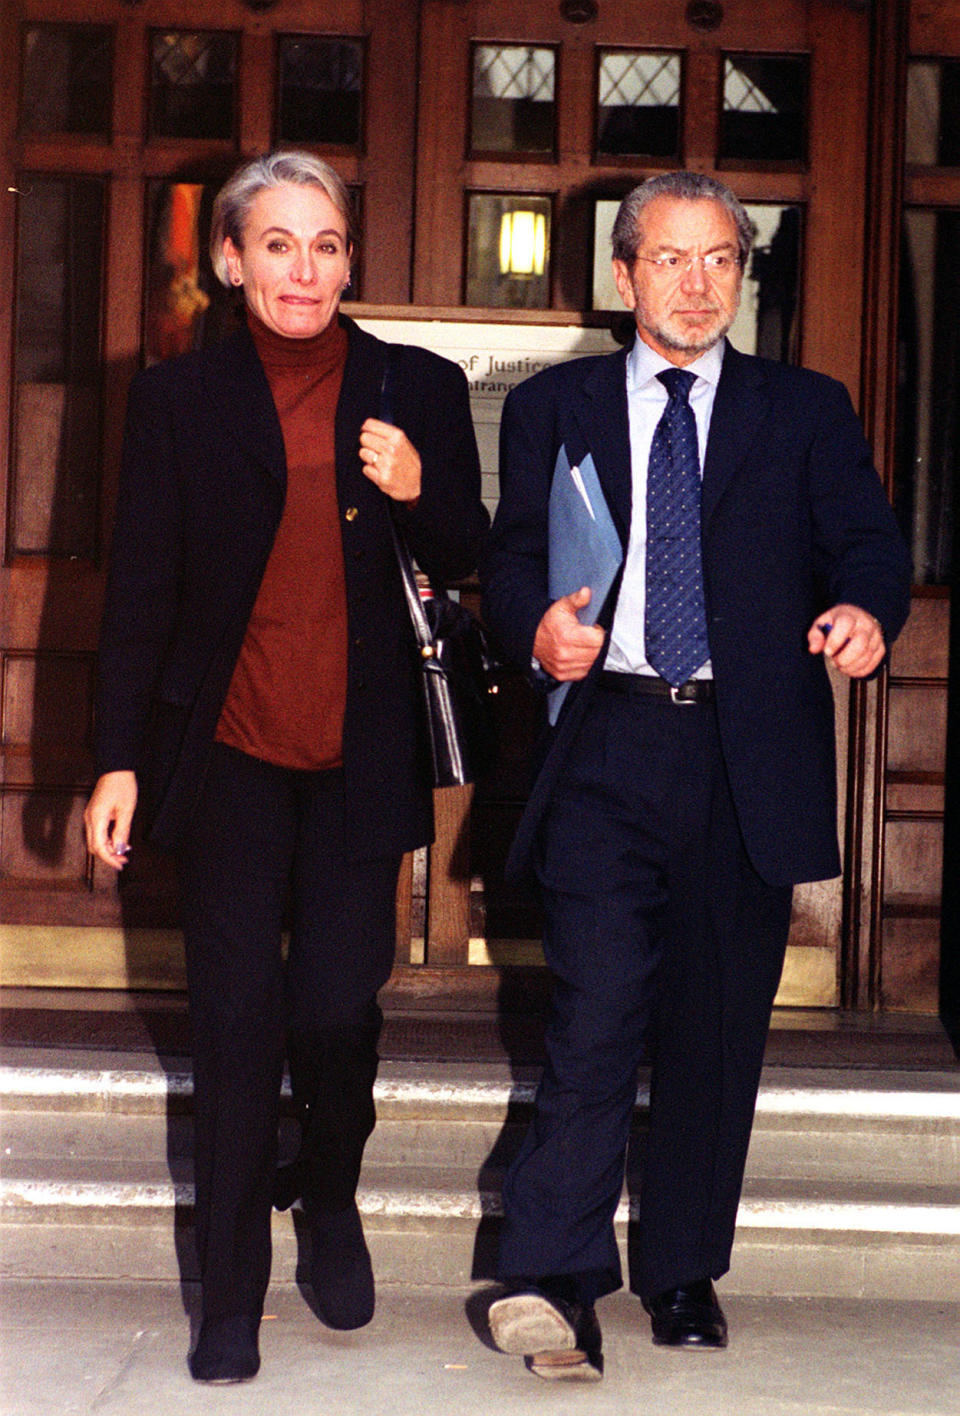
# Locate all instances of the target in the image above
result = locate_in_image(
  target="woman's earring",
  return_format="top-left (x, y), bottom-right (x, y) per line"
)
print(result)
top-left (343, 273), bottom-right (352, 291)
top-left (232, 274), bottom-right (242, 287)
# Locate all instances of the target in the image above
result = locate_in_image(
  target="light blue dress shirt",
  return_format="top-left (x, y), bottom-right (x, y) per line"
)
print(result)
top-left (605, 336), bottom-right (726, 678)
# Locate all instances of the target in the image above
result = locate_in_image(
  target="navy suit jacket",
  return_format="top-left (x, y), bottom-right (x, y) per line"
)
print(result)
top-left (95, 315), bottom-right (488, 859)
top-left (482, 340), bottom-right (911, 887)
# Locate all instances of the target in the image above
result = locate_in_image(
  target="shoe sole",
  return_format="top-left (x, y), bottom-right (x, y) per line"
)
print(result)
top-left (528, 1350), bottom-right (603, 1382)
top-left (192, 1372), bottom-right (258, 1385)
top-left (488, 1294), bottom-right (576, 1355)
top-left (652, 1332), bottom-right (728, 1349)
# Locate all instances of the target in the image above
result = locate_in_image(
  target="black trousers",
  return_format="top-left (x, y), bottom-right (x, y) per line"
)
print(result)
top-left (178, 742), bottom-right (401, 1320)
top-left (497, 687), bottom-right (793, 1301)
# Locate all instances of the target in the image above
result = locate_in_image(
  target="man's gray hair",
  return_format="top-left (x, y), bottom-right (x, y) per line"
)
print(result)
top-left (611, 172), bottom-right (756, 267)
top-left (209, 149), bottom-right (357, 286)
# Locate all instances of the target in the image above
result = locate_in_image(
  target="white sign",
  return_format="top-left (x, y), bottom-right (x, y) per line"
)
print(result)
top-left (355, 317), bottom-right (619, 512)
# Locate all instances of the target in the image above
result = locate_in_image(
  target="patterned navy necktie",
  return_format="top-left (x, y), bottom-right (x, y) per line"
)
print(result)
top-left (644, 367), bottom-right (709, 686)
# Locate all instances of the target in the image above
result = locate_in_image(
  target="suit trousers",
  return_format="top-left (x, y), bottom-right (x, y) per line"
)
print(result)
top-left (496, 685), bottom-right (792, 1302)
top-left (178, 742), bottom-right (401, 1320)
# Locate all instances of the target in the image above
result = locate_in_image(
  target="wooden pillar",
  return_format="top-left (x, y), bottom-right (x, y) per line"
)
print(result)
top-left (425, 784), bottom-right (474, 966)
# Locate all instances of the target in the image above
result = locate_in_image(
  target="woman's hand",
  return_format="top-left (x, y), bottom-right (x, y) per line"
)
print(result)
top-left (83, 770), bottom-right (138, 871)
top-left (358, 418), bottom-right (421, 503)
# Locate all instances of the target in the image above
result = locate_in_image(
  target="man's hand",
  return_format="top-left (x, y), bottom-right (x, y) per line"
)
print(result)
top-left (807, 603), bottom-right (886, 679)
top-left (83, 770), bottom-right (138, 871)
top-left (533, 587), bottom-right (605, 681)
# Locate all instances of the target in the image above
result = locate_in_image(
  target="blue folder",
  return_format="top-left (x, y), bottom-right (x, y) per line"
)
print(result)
top-left (546, 447), bottom-right (623, 724)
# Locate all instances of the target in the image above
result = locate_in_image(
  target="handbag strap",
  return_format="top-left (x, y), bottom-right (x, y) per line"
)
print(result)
top-left (380, 348), bottom-right (438, 658)
top-left (390, 516), bottom-right (437, 656)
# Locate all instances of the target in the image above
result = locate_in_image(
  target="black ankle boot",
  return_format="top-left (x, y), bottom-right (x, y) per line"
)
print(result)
top-left (273, 1157), bottom-right (304, 1212)
top-left (189, 1314), bottom-right (260, 1383)
top-left (308, 1201), bottom-right (375, 1330)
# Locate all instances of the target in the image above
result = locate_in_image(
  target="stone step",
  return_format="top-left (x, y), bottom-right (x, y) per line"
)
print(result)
top-left (3, 1160), bottom-right (958, 1300)
top-left (2, 1050), bottom-right (959, 1299)
top-left (4, 1053), bottom-right (960, 1174)
top-left (4, 1101), bottom-right (960, 1186)
top-left (3, 1157), bottom-right (959, 1231)
top-left (5, 1049), bottom-right (960, 1123)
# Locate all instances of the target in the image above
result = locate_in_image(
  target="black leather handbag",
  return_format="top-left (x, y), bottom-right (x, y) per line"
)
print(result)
top-left (389, 519), bottom-right (498, 787)
top-left (380, 346), bottom-right (497, 787)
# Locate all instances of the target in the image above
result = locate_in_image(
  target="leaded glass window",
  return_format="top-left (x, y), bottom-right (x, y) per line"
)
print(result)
top-left (466, 193), bottom-right (551, 308)
top-left (149, 30), bottom-right (237, 140)
top-left (10, 175), bottom-right (105, 558)
top-left (144, 182), bottom-right (217, 366)
top-left (907, 61), bottom-right (960, 168)
top-left (721, 55), bottom-right (808, 163)
top-left (471, 45), bottom-right (556, 155)
top-left (20, 24), bottom-right (112, 137)
top-left (596, 50), bottom-right (681, 159)
top-left (277, 36), bottom-right (364, 146)
top-left (896, 210), bottom-right (958, 585)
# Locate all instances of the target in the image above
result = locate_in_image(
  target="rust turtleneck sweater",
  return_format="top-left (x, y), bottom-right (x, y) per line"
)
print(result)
top-left (215, 310), bottom-right (349, 769)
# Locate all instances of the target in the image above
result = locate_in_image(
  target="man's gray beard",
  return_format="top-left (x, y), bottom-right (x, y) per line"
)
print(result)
top-left (642, 309), bottom-right (735, 354)
top-left (632, 282), bottom-right (739, 354)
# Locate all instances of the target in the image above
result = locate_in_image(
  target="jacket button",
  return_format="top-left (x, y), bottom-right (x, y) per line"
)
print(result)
top-left (345, 506), bottom-right (359, 521)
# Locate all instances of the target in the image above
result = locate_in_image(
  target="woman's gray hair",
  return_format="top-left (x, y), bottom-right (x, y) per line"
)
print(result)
top-left (209, 150), bottom-right (358, 286)
top-left (611, 172), bottom-right (756, 268)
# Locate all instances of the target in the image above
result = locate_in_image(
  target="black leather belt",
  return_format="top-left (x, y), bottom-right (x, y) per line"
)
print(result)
top-left (597, 670), bottom-right (714, 705)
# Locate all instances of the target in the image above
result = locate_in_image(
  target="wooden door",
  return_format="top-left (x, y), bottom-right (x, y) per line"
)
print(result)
top-left (0, 0), bottom-right (419, 984)
top-left (413, 0), bottom-right (875, 1007)
top-left (862, 0), bottom-right (958, 1017)
top-left (4, 0), bottom-right (946, 1016)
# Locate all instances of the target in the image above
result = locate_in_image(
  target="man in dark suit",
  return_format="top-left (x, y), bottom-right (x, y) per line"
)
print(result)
top-left (481, 171), bottom-right (910, 1381)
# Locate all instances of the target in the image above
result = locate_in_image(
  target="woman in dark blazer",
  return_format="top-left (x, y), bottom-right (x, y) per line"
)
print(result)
top-left (84, 150), bottom-right (488, 1383)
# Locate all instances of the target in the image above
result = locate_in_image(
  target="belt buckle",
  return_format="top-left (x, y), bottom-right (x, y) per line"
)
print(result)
top-left (669, 682), bottom-right (696, 705)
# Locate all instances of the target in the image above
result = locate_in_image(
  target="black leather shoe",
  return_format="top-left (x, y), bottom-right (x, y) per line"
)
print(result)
top-left (643, 1279), bottom-right (728, 1348)
top-left (308, 1201), bottom-right (375, 1330)
top-left (488, 1284), bottom-right (603, 1381)
top-left (189, 1314), bottom-right (260, 1383)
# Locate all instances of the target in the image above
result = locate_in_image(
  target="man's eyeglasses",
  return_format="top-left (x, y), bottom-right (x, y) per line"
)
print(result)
top-left (634, 251), bottom-right (741, 275)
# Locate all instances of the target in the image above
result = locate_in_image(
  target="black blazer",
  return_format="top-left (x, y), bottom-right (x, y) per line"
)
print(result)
top-left (95, 316), bottom-right (488, 859)
top-left (482, 341), bottom-right (911, 887)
